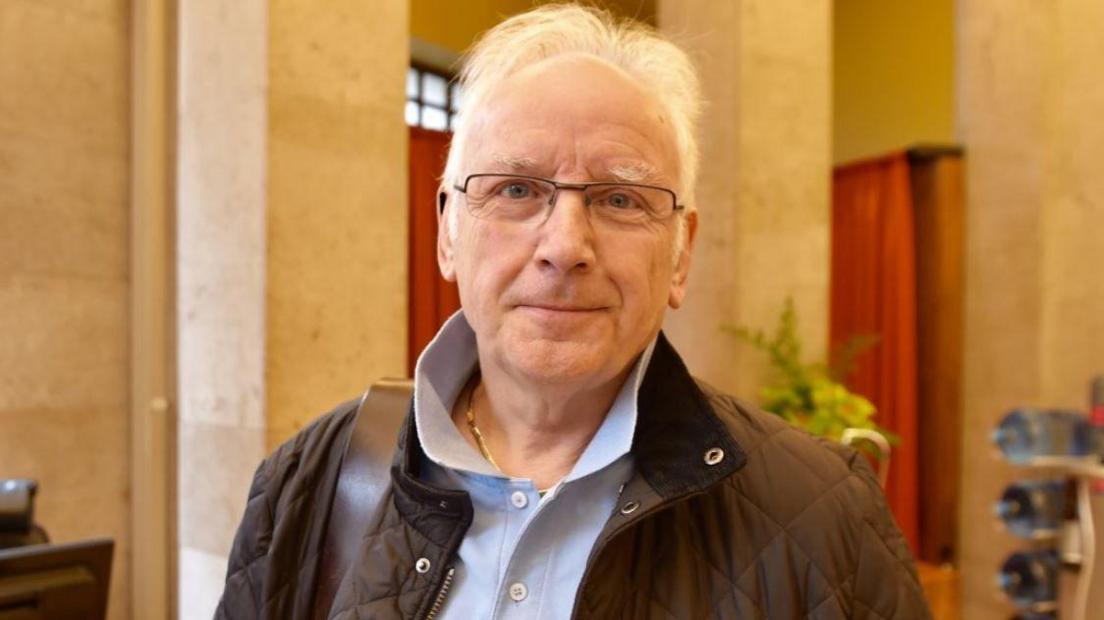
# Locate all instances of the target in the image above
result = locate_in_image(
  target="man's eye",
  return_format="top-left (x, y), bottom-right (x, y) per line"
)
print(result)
top-left (501, 183), bottom-right (531, 199)
top-left (605, 191), bottom-right (640, 209)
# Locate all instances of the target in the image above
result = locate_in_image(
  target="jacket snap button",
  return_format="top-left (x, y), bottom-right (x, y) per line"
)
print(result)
top-left (704, 447), bottom-right (725, 465)
top-left (415, 558), bottom-right (431, 574)
top-left (620, 500), bottom-right (640, 515)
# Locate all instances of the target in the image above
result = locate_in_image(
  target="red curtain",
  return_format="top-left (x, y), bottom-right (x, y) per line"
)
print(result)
top-left (830, 151), bottom-right (920, 554)
top-left (408, 127), bottom-right (461, 375)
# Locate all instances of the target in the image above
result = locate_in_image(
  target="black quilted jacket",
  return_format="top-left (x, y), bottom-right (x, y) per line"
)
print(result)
top-left (216, 334), bottom-right (931, 619)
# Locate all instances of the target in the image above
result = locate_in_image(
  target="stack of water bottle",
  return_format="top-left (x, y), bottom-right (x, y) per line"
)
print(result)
top-left (991, 377), bottom-right (1104, 619)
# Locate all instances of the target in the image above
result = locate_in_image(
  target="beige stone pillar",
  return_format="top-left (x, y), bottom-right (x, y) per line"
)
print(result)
top-left (176, 0), bottom-right (268, 616)
top-left (176, 0), bottom-right (409, 616)
top-left (957, 1), bottom-right (1104, 617)
top-left (657, 1), bottom-right (831, 396)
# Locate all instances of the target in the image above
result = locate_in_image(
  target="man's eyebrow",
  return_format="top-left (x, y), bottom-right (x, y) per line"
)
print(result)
top-left (491, 154), bottom-right (539, 170)
top-left (606, 162), bottom-right (662, 184)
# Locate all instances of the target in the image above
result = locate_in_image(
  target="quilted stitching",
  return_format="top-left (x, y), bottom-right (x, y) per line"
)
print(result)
top-left (216, 401), bottom-right (361, 619)
top-left (688, 533), bottom-right (770, 618)
top-left (725, 491), bottom-right (845, 616)
top-left (853, 598), bottom-right (892, 620)
top-left (709, 583), bottom-right (766, 620)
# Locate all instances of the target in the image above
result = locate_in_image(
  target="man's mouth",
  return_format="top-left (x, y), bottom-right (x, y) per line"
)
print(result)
top-left (516, 303), bottom-right (606, 313)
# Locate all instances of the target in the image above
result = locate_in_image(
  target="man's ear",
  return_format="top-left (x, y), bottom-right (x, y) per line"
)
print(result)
top-left (668, 210), bottom-right (697, 309)
top-left (437, 188), bottom-right (457, 282)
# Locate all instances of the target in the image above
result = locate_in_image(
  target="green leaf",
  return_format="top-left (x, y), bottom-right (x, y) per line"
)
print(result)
top-left (725, 297), bottom-right (895, 442)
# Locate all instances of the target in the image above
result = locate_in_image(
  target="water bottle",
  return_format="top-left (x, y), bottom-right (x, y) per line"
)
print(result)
top-left (994, 480), bottom-right (1068, 538)
top-left (997, 549), bottom-right (1059, 609)
top-left (992, 408), bottom-right (1092, 463)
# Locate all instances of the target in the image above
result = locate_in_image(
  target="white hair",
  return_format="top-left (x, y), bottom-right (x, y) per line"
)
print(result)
top-left (443, 3), bottom-right (702, 257)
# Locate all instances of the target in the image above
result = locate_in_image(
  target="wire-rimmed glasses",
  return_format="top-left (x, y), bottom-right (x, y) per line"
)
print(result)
top-left (452, 173), bottom-right (683, 225)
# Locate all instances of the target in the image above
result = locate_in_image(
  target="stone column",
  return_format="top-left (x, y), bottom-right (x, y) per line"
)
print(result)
top-left (176, 1), bottom-right (409, 616)
top-left (657, 0), bottom-right (831, 397)
top-left (956, 1), bottom-right (1104, 617)
top-left (176, 0), bottom-right (268, 617)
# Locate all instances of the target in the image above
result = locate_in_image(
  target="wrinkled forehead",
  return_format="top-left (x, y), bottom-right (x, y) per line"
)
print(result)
top-left (481, 153), bottom-right (666, 186)
top-left (459, 54), bottom-right (681, 186)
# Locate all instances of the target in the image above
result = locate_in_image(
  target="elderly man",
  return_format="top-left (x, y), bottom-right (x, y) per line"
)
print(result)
top-left (218, 5), bottom-right (929, 619)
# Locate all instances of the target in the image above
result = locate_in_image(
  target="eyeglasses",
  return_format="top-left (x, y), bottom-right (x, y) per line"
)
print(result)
top-left (452, 173), bottom-right (684, 225)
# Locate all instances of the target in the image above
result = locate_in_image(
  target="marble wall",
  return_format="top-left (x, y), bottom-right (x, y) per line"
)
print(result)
top-left (658, 0), bottom-right (831, 397)
top-left (957, 1), bottom-right (1104, 617)
top-left (0, 1), bottom-right (131, 618)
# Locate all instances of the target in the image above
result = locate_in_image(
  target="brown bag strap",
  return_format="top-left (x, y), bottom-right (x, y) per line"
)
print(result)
top-left (311, 378), bottom-right (414, 620)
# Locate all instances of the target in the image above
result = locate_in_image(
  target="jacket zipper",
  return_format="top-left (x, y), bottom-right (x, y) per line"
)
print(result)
top-left (422, 566), bottom-right (455, 620)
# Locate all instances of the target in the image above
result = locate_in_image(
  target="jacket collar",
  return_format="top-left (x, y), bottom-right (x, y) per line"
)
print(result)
top-left (632, 331), bottom-right (747, 498)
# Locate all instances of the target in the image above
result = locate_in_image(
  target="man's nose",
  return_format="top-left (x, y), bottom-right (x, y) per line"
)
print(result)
top-left (532, 188), bottom-right (596, 273)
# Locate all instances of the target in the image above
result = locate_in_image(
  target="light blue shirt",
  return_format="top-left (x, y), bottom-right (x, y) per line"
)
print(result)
top-left (413, 312), bottom-right (655, 620)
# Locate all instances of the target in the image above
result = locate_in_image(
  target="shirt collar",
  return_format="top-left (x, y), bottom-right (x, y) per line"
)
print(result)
top-left (413, 311), bottom-right (655, 482)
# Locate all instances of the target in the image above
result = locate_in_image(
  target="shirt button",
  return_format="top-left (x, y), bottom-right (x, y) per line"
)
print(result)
top-left (508, 581), bottom-right (528, 602)
top-left (510, 490), bottom-right (529, 509)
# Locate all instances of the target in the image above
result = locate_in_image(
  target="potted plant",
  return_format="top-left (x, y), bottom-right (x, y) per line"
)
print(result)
top-left (725, 298), bottom-right (894, 455)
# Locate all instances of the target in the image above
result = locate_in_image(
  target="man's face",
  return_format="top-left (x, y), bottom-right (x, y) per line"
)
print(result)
top-left (439, 54), bottom-right (696, 388)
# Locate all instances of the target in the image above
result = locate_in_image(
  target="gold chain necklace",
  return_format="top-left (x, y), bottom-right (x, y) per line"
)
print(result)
top-left (464, 379), bottom-right (552, 496)
top-left (465, 384), bottom-right (502, 471)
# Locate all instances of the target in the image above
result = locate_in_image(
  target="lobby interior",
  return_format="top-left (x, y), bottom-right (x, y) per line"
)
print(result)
top-left (2, 1), bottom-right (1103, 618)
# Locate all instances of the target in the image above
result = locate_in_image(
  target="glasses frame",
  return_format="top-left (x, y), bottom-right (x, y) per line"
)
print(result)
top-left (452, 173), bottom-right (685, 220)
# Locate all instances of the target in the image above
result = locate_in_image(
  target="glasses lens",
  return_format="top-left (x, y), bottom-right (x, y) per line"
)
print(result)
top-left (586, 184), bottom-right (675, 222)
top-left (465, 175), bottom-right (554, 220)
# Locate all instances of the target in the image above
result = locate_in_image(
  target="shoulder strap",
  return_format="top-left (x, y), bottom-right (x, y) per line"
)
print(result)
top-left (311, 378), bottom-right (413, 620)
